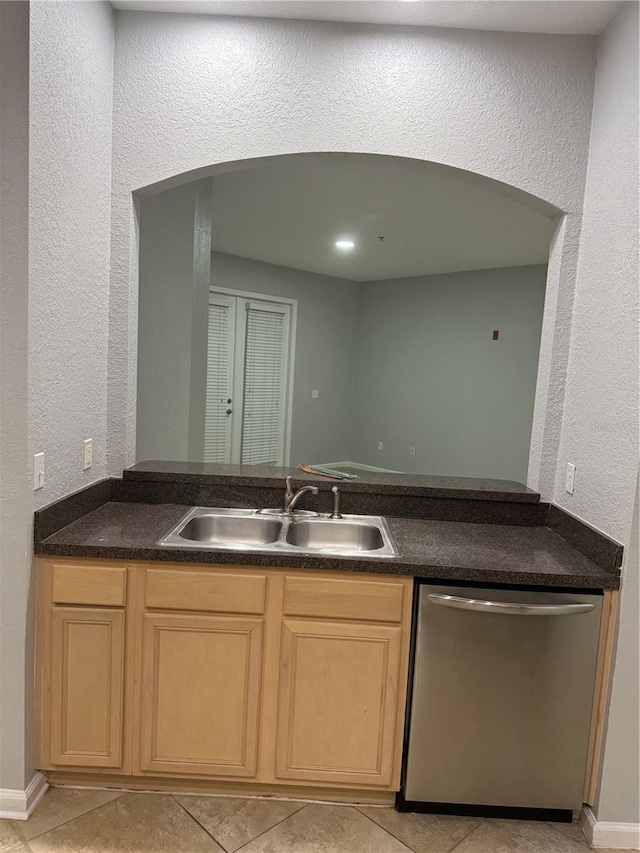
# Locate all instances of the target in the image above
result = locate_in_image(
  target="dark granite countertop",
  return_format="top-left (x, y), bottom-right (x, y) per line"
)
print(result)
top-left (35, 501), bottom-right (619, 589)
top-left (126, 461), bottom-right (541, 503)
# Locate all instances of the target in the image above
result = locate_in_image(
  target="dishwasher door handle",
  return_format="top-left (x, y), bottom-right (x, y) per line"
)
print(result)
top-left (427, 593), bottom-right (595, 616)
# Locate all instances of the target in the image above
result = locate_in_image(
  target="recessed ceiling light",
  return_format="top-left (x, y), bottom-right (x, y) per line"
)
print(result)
top-left (335, 239), bottom-right (355, 250)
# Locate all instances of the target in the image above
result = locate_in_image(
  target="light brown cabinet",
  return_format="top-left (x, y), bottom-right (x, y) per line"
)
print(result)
top-left (275, 619), bottom-right (403, 786)
top-left (49, 607), bottom-right (125, 768)
top-left (138, 612), bottom-right (263, 777)
top-left (36, 558), bottom-right (413, 798)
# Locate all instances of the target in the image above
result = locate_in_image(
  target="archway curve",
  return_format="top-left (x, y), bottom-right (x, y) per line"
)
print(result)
top-left (133, 151), bottom-right (564, 221)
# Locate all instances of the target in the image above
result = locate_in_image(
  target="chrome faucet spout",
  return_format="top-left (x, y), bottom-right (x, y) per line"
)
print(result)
top-left (284, 476), bottom-right (319, 514)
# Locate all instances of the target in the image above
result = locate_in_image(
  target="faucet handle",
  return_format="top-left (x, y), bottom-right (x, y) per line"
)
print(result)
top-left (284, 476), bottom-right (294, 512)
top-left (330, 485), bottom-right (342, 519)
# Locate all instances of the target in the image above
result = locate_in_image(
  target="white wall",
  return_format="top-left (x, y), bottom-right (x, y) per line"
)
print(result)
top-left (0, 0), bottom-right (115, 795)
top-left (0, 0), bottom-right (31, 794)
top-left (209, 252), bottom-right (359, 465)
top-left (352, 266), bottom-right (547, 482)
top-left (570, 2), bottom-right (639, 828)
top-left (30, 0), bottom-right (115, 509)
top-left (137, 181), bottom-right (212, 462)
top-left (109, 10), bottom-right (597, 502)
top-left (553, 2), bottom-right (639, 546)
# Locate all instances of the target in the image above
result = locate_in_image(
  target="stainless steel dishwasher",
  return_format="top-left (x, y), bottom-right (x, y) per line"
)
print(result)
top-left (399, 582), bottom-right (603, 821)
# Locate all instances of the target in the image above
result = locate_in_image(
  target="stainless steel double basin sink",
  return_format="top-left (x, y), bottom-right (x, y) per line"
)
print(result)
top-left (160, 507), bottom-right (398, 558)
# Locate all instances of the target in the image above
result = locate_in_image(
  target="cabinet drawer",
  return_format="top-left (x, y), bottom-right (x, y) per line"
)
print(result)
top-left (283, 576), bottom-right (405, 623)
top-left (145, 568), bottom-right (267, 615)
top-left (52, 563), bottom-right (127, 607)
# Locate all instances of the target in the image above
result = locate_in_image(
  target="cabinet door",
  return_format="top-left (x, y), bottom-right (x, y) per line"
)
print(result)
top-left (49, 607), bottom-right (125, 768)
top-left (139, 612), bottom-right (263, 777)
top-left (275, 620), bottom-right (402, 787)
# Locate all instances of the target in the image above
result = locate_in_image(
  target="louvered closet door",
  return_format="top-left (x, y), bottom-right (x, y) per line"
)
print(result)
top-left (204, 294), bottom-right (236, 463)
top-left (238, 300), bottom-right (291, 466)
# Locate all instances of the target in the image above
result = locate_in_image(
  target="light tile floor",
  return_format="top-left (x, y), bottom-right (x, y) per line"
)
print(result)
top-left (1, 788), bottom-right (636, 853)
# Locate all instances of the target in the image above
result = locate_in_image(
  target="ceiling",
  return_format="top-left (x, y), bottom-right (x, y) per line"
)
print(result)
top-left (113, 1), bottom-right (620, 35)
top-left (210, 154), bottom-right (556, 281)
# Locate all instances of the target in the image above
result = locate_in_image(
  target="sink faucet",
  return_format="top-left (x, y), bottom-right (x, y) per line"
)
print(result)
top-left (284, 475), bottom-right (319, 514)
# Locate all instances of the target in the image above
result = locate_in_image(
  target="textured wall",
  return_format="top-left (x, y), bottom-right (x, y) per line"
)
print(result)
top-left (0, 0), bottom-right (32, 793)
top-left (109, 11), bottom-right (597, 500)
top-left (30, 0), bottom-right (115, 510)
top-left (575, 3), bottom-right (639, 828)
top-left (352, 266), bottom-right (547, 482)
top-left (0, 0), bottom-right (115, 794)
top-left (552, 2), bottom-right (639, 546)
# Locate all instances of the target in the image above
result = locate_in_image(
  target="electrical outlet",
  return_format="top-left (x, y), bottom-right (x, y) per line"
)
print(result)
top-left (565, 462), bottom-right (576, 494)
top-left (378, 441), bottom-right (384, 451)
top-left (33, 452), bottom-right (45, 490)
top-left (409, 446), bottom-right (416, 456)
top-left (83, 438), bottom-right (93, 470)
top-left (311, 390), bottom-right (319, 399)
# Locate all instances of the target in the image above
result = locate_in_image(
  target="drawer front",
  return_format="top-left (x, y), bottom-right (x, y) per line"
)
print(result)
top-left (52, 563), bottom-right (127, 607)
top-left (145, 568), bottom-right (267, 615)
top-left (283, 576), bottom-right (405, 623)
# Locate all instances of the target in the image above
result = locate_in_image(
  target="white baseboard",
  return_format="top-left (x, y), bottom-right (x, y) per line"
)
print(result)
top-left (0, 772), bottom-right (48, 820)
top-left (582, 805), bottom-right (640, 850)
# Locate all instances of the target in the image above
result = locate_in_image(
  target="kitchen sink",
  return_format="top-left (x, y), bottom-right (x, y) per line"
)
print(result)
top-left (178, 514), bottom-right (283, 546)
top-left (160, 507), bottom-right (398, 557)
top-left (285, 519), bottom-right (385, 552)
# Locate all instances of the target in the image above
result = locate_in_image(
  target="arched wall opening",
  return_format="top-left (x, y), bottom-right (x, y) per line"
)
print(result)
top-left (128, 151), bottom-right (567, 488)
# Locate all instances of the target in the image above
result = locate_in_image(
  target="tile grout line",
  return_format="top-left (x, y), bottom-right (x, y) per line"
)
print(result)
top-left (444, 817), bottom-right (488, 853)
top-left (544, 820), bottom-right (592, 850)
top-left (354, 806), bottom-right (417, 852)
top-left (232, 801), bottom-right (308, 852)
top-left (171, 795), bottom-right (232, 852)
top-left (10, 791), bottom-right (127, 844)
top-left (356, 806), bottom-right (488, 853)
top-left (172, 795), bottom-right (308, 853)
top-left (6, 826), bottom-right (35, 853)
top-left (5, 819), bottom-right (30, 851)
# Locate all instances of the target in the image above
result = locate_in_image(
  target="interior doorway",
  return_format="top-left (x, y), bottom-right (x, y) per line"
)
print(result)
top-left (204, 289), bottom-right (296, 465)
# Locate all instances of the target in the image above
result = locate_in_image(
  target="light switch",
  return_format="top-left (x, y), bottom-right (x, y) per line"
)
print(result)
top-left (565, 462), bottom-right (576, 494)
top-left (33, 452), bottom-right (45, 490)
top-left (311, 390), bottom-right (319, 399)
top-left (83, 438), bottom-right (93, 470)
